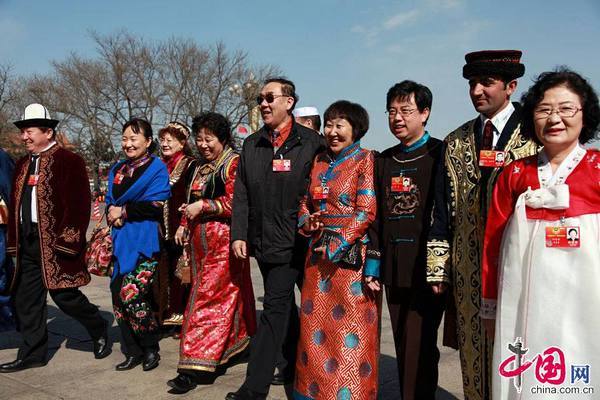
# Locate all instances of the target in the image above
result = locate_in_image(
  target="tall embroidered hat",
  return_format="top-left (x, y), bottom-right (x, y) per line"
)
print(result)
top-left (463, 50), bottom-right (525, 80)
top-left (14, 103), bottom-right (59, 130)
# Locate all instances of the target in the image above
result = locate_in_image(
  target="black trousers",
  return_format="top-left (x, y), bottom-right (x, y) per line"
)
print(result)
top-left (242, 260), bottom-right (301, 394)
top-left (110, 274), bottom-right (159, 357)
top-left (14, 234), bottom-right (106, 362)
top-left (386, 284), bottom-right (445, 400)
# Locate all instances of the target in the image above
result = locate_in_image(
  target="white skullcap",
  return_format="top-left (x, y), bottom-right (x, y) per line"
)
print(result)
top-left (293, 106), bottom-right (320, 118)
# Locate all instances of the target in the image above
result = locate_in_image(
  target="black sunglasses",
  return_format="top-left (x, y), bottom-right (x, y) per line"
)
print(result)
top-left (256, 93), bottom-right (288, 105)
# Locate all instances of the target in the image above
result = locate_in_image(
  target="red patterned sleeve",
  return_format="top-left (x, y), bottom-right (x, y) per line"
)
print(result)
top-left (201, 156), bottom-right (239, 218)
top-left (481, 161), bottom-right (521, 319)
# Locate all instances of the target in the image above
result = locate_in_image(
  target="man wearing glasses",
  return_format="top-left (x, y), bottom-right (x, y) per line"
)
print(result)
top-left (228, 77), bottom-right (324, 400)
top-left (426, 50), bottom-right (537, 400)
top-left (367, 80), bottom-right (445, 400)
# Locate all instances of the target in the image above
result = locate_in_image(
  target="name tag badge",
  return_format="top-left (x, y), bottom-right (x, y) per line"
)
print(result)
top-left (312, 186), bottom-right (329, 200)
top-left (479, 150), bottom-right (506, 167)
top-left (113, 173), bottom-right (124, 184)
top-left (27, 174), bottom-right (39, 186)
top-left (545, 226), bottom-right (580, 248)
top-left (391, 176), bottom-right (412, 193)
top-left (272, 159), bottom-right (291, 172)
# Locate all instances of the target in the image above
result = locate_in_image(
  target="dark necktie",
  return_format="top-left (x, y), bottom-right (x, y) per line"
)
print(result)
top-left (271, 130), bottom-right (281, 147)
top-left (21, 154), bottom-right (39, 238)
top-left (482, 120), bottom-right (494, 150)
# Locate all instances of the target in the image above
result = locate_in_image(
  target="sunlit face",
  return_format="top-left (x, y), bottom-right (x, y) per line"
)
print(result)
top-left (195, 128), bottom-right (224, 162)
top-left (122, 127), bottom-right (151, 160)
top-left (324, 117), bottom-right (354, 155)
top-left (20, 127), bottom-right (53, 154)
top-left (469, 76), bottom-right (516, 118)
top-left (387, 94), bottom-right (429, 145)
top-left (533, 85), bottom-right (583, 152)
top-left (160, 133), bottom-right (185, 157)
top-left (259, 82), bottom-right (294, 129)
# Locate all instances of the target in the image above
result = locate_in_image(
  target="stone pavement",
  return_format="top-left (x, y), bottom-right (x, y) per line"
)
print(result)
top-left (1, 210), bottom-right (463, 400)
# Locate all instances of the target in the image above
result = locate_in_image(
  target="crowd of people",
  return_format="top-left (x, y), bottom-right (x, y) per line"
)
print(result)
top-left (0, 48), bottom-right (598, 400)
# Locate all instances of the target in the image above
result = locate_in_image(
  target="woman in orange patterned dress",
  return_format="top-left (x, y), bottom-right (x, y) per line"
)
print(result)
top-left (294, 101), bottom-right (381, 400)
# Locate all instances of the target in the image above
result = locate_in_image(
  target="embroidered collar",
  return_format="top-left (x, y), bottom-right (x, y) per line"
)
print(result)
top-left (32, 141), bottom-right (57, 157)
top-left (163, 151), bottom-right (184, 174)
top-left (537, 144), bottom-right (586, 187)
top-left (328, 140), bottom-right (361, 162)
top-left (399, 132), bottom-right (430, 153)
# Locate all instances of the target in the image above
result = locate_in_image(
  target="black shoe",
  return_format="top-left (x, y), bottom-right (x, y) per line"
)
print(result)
top-left (271, 371), bottom-right (293, 386)
top-left (167, 373), bottom-right (197, 394)
top-left (142, 351), bottom-right (160, 371)
top-left (0, 359), bottom-right (47, 373)
top-left (93, 323), bottom-right (112, 359)
top-left (115, 356), bottom-right (143, 371)
top-left (225, 387), bottom-right (266, 400)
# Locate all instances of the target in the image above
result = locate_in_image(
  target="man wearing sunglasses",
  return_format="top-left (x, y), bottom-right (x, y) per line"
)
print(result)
top-left (229, 77), bottom-right (324, 400)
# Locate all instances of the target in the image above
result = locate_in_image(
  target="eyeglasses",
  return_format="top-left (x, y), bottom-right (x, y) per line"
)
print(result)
top-left (386, 108), bottom-right (417, 118)
top-left (256, 93), bottom-right (288, 105)
top-left (533, 105), bottom-right (582, 120)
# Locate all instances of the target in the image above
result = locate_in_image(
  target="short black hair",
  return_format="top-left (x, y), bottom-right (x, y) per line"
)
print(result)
top-left (264, 76), bottom-right (298, 111)
top-left (191, 112), bottom-right (232, 145)
top-left (122, 117), bottom-right (157, 153)
top-left (386, 80), bottom-right (432, 126)
top-left (323, 100), bottom-right (369, 141)
top-left (521, 67), bottom-right (600, 145)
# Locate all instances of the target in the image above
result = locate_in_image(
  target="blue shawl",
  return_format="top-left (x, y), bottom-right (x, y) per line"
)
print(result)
top-left (106, 156), bottom-right (170, 277)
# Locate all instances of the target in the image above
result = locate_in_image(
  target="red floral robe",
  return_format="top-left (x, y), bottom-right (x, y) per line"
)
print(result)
top-left (294, 143), bottom-right (381, 400)
top-left (178, 148), bottom-right (256, 372)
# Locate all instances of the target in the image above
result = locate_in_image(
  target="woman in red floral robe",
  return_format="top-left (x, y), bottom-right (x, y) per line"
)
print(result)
top-left (294, 101), bottom-right (381, 400)
top-left (167, 112), bottom-right (256, 393)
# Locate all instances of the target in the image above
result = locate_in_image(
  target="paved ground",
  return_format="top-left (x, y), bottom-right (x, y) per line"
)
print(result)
top-left (0, 213), bottom-right (463, 399)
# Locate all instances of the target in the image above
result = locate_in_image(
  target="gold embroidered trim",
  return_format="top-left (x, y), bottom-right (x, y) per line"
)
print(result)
top-left (55, 245), bottom-right (78, 255)
top-left (426, 239), bottom-right (450, 283)
top-left (59, 227), bottom-right (80, 243)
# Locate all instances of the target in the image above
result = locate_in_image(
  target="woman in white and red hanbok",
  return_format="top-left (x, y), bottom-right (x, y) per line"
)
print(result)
top-left (481, 68), bottom-right (600, 399)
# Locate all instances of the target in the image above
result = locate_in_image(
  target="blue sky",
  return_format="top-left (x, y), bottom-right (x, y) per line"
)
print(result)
top-left (1, 0), bottom-right (599, 150)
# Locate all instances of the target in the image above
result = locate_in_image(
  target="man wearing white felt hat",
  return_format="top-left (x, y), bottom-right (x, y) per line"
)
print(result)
top-left (0, 103), bottom-right (111, 373)
top-left (292, 106), bottom-right (321, 133)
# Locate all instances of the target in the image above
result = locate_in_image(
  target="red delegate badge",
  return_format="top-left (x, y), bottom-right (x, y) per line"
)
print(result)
top-left (479, 150), bottom-right (506, 167)
top-left (272, 159), bottom-right (291, 172)
top-left (27, 175), bottom-right (39, 186)
top-left (312, 186), bottom-right (329, 200)
top-left (391, 176), bottom-right (412, 193)
top-left (545, 226), bottom-right (580, 248)
top-left (113, 173), bottom-right (124, 184)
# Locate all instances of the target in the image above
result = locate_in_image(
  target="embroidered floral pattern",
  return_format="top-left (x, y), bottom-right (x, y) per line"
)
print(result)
top-left (113, 258), bottom-right (158, 334)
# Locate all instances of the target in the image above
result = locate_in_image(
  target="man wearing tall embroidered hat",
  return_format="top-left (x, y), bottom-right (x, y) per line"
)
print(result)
top-left (426, 50), bottom-right (538, 400)
top-left (292, 106), bottom-right (321, 133)
top-left (0, 103), bottom-right (110, 373)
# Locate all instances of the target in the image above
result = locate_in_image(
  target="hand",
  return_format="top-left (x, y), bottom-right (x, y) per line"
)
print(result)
top-left (232, 240), bottom-right (247, 259)
top-left (178, 203), bottom-right (187, 212)
top-left (364, 275), bottom-right (381, 292)
top-left (313, 245), bottom-right (327, 260)
top-left (113, 218), bottom-right (124, 228)
top-left (431, 282), bottom-right (448, 295)
top-left (184, 201), bottom-right (203, 220)
top-left (301, 210), bottom-right (326, 235)
top-left (483, 318), bottom-right (495, 340)
top-left (107, 206), bottom-right (122, 225)
top-left (174, 225), bottom-right (188, 246)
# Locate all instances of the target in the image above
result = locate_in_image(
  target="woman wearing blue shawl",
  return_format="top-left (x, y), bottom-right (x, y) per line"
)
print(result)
top-left (106, 118), bottom-right (170, 372)
top-left (0, 148), bottom-right (15, 332)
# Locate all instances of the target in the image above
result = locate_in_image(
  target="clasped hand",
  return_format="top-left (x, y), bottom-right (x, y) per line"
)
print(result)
top-left (107, 205), bottom-right (124, 227)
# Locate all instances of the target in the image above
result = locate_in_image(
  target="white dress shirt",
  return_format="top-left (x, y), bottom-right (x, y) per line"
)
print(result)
top-left (479, 102), bottom-right (515, 148)
top-left (21, 141), bottom-right (57, 223)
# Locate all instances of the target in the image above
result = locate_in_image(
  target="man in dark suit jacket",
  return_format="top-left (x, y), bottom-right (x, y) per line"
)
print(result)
top-left (0, 103), bottom-right (110, 373)
top-left (227, 78), bottom-right (324, 400)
